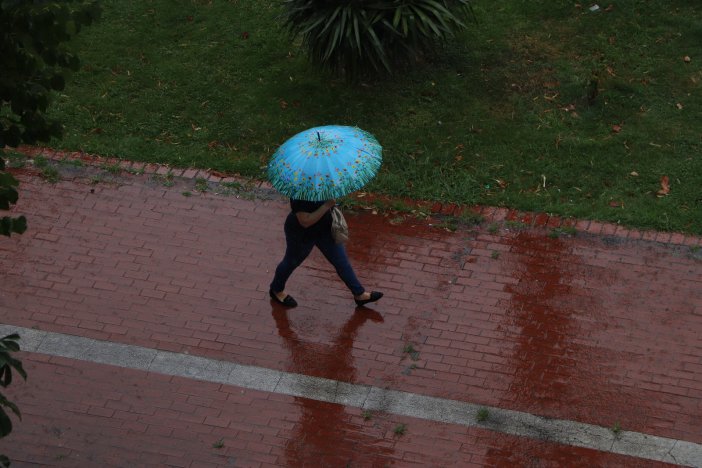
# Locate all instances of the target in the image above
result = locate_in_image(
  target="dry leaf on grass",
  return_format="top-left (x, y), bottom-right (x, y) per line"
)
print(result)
top-left (656, 176), bottom-right (670, 197)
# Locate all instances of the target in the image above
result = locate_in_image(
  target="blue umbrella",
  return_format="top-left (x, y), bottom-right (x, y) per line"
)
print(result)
top-left (268, 125), bottom-right (382, 201)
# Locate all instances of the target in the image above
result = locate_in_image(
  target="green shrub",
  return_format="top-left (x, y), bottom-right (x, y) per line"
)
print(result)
top-left (280, 0), bottom-right (473, 79)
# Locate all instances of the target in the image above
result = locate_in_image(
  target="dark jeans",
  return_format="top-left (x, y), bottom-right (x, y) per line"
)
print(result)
top-left (270, 218), bottom-right (365, 297)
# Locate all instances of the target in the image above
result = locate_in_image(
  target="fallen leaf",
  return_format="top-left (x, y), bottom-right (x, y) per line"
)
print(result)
top-left (242, 32), bottom-right (249, 40)
top-left (495, 178), bottom-right (507, 189)
top-left (605, 4), bottom-right (614, 11)
top-left (630, 171), bottom-right (639, 177)
top-left (612, 124), bottom-right (622, 133)
top-left (606, 66), bottom-right (616, 76)
top-left (676, 103), bottom-right (684, 110)
top-left (683, 55), bottom-right (691, 63)
top-left (609, 201), bottom-right (623, 208)
top-left (656, 175), bottom-right (670, 197)
top-left (279, 100), bottom-right (288, 109)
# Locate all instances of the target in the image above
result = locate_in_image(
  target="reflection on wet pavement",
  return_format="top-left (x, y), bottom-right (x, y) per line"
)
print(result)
top-left (499, 233), bottom-right (646, 425)
top-left (272, 305), bottom-right (395, 465)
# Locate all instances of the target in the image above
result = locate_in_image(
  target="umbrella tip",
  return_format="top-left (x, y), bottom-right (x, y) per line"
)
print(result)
top-left (317, 131), bottom-right (321, 142)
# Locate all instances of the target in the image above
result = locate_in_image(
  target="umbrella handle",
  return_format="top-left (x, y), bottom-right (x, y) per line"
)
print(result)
top-left (317, 132), bottom-right (321, 142)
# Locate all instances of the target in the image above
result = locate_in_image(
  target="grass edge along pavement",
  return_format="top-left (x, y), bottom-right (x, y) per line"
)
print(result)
top-left (8, 145), bottom-right (702, 249)
top-left (37, 0), bottom-right (702, 235)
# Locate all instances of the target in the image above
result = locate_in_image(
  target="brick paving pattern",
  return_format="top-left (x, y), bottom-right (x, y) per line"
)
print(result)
top-left (1, 163), bottom-right (701, 466)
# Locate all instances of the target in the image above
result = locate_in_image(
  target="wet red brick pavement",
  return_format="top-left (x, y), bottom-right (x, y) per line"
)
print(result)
top-left (1, 168), bottom-right (701, 466)
top-left (3, 355), bottom-right (673, 467)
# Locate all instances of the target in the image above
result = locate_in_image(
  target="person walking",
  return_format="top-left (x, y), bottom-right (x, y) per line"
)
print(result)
top-left (269, 198), bottom-right (383, 308)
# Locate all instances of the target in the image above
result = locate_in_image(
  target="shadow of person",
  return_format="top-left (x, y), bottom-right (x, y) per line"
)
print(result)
top-left (271, 304), bottom-right (393, 466)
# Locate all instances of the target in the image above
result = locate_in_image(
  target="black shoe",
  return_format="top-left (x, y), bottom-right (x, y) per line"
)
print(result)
top-left (355, 291), bottom-right (383, 307)
top-left (269, 289), bottom-right (298, 307)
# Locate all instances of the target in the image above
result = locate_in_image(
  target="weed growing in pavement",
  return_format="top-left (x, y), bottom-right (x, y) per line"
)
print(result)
top-left (459, 210), bottom-right (484, 226)
top-left (476, 408), bottom-right (489, 422)
top-left (182, 191), bottom-right (192, 197)
top-left (221, 181), bottom-right (243, 191)
top-left (504, 220), bottom-right (527, 231)
top-left (59, 158), bottom-right (84, 167)
top-left (362, 410), bottom-right (373, 421)
top-left (487, 223), bottom-right (499, 235)
top-left (393, 424), bottom-right (407, 436)
top-left (41, 166), bottom-right (60, 183)
top-left (33, 155), bottom-right (48, 168)
top-left (195, 177), bottom-right (209, 192)
top-left (611, 422), bottom-right (622, 437)
top-left (403, 343), bottom-right (420, 361)
top-left (212, 438), bottom-right (224, 449)
top-left (491, 251), bottom-right (500, 260)
top-left (550, 226), bottom-right (577, 238)
top-left (102, 163), bottom-right (122, 174)
top-left (436, 217), bottom-right (458, 232)
top-left (90, 175), bottom-right (104, 185)
top-left (153, 173), bottom-right (175, 187)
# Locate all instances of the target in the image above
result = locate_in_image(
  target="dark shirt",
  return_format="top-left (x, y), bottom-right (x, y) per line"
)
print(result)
top-left (285, 199), bottom-right (333, 240)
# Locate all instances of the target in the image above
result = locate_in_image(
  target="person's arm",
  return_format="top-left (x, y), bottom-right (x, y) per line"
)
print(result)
top-left (296, 200), bottom-right (336, 228)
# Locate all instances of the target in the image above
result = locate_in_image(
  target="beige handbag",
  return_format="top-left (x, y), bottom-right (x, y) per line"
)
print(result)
top-left (330, 206), bottom-right (349, 244)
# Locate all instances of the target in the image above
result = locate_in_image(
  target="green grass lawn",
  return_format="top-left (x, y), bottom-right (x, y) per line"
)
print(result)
top-left (42, 0), bottom-right (702, 233)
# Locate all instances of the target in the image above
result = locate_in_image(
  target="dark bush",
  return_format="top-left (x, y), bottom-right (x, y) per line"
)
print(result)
top-left (280, 0), bottom-right (473, 80)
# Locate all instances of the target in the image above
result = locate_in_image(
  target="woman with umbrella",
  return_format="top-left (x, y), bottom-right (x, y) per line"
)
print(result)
top-left (268, 126), bottom-right (384, 308)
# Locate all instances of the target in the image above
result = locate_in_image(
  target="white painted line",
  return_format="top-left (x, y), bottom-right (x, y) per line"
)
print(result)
top-left (1, 324), bottom-right (699, 466)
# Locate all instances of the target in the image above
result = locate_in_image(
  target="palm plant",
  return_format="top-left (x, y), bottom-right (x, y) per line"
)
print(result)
top-left (280, 0), bottom-right (474, 79)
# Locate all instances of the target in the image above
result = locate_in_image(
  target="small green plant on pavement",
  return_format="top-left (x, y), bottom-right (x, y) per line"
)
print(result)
top-left (476, 407), bottom-right (489, 422)
top-left (611, 421), bottom-right (622, 438)
top-left (403, 343), bottom-right (420, 361)
top-left (393, 423), bottom-right (407, 436)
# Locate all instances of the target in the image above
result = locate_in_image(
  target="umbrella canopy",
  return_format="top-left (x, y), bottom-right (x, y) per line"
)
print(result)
top-left (268, 125), bottom-right (382, 201)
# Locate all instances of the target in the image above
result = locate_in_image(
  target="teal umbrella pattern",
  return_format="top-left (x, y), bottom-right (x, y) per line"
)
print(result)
top-left (268, 125), bottom-right (382, 201)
